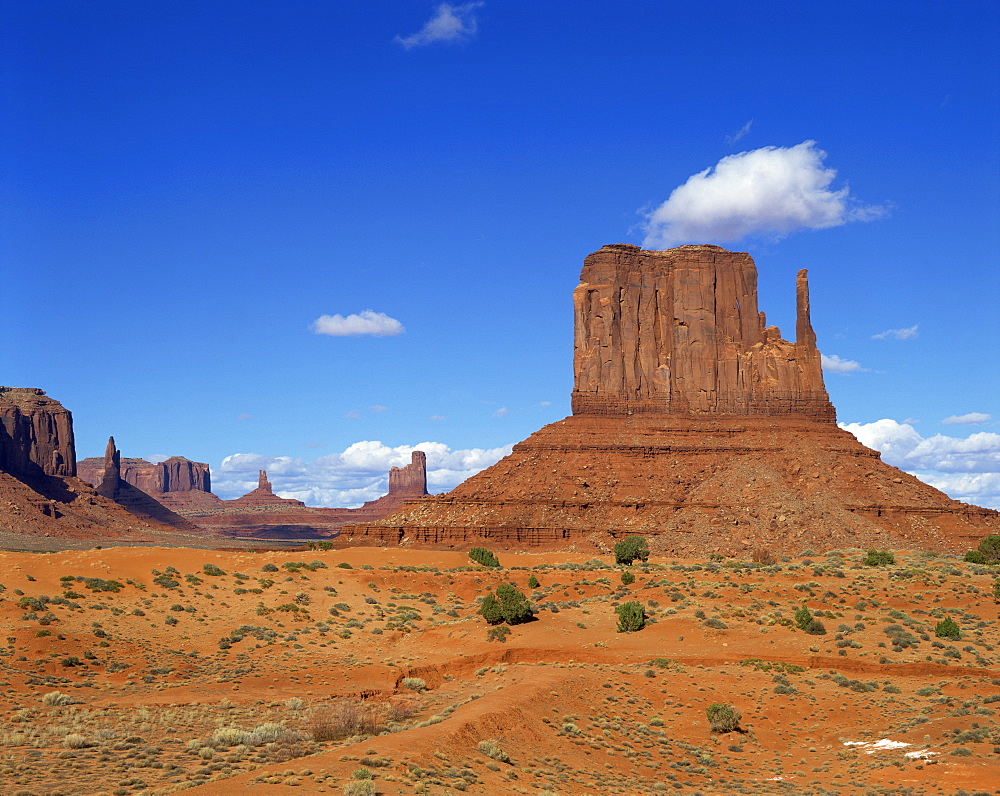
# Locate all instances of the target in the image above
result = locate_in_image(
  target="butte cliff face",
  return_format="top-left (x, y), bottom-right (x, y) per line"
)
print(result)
top-left (572, 245), bottom-right (833, 420)
top-left (342, 244), bottom-right (999, 554)
top-left (0, 387), bottom-right (76, 480)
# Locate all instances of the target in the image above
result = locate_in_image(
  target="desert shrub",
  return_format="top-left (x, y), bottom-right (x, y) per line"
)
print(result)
top-left (63, 733), bottom-right (88, 749)
top-left (704, 617), bottom-right (728, 630)
top-left (805, 619), bottom-right (827, 635)
top-left (934, 617), bottom-right (961, 639)
top-left (343, 782), bottom-right (376, 796)
top-left (41, 691), bottom-right (73, 706)
top-left (469, 547), bottom-right (500, 568)
top-left (616, 600), bottom-right (646, 633)
top-left (211, 727), bottom-right (253, 747)
top-left (307, 698), bottom-right (411, 742)
top-left (402, 677), bottom-right (427, 692)
top-left (794, 605), bottom-right (813, 631)
top-left (706, 703), bottom-right (742, 733)
top-left (863, 549), bottom-right (895, 567)
top-left (620, 570), bottom-right (635, 586)
top-left (202, 563), bottom-right (225, 576)
top-left (752, 547), bottom-right (776, 565)
top-left (285, 697), bottom-right (306, 709)
top-left (486, 625), bottom-right (510, 643)
top-left (250, 723), bottom-right (285, 744)
top-left (527, 573), bottom-right (540, 589)
top-left (964, 534), bottom-right (1000, 565)
top-left (478, 583), bottom-right (534, 625)
top-left (261, 563), bottom-right (279, 572)
top-left (614, 535), bottom-right (649, 565)
top-left (353, 767), bottom-right (374, 780)
top-left (478, 738), bottom-right (510, 762)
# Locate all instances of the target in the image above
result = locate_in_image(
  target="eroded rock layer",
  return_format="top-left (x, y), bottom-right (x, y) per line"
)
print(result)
top-left (0, 387), bottom-right (76, 479)
top-left (572, 245), bottom-right (834, 420)
top-left (342, 245), bottom-right (998, 554)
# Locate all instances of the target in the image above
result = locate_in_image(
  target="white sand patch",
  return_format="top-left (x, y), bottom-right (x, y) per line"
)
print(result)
top-left (844, 739), bottom-right (911, 754)
top-left (904, 749), bottom-right (938, 760)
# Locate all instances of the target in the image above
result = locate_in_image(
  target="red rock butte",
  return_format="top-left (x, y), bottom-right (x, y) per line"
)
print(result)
top-left (342, 244), bottom-right (998, 555)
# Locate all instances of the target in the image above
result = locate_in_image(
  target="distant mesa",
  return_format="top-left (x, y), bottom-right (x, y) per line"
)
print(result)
top-left (77, 447), bottom-right (430, 541)
top-left (0, 388), bottom-right (187, 541)
top-left (342, 244), bottom-right (999, 555)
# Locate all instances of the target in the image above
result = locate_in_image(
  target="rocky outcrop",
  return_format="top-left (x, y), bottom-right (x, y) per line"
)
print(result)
top-left (78, 455), bottom-right (211, 495)
top-left (0, 392), bottom-right (207, 542)
top-left (572, 245), bottom-right (834, 420)
top-left (178, 452), bottom-right (431, 539)
top-left (227, 470), bottom-right (307, 508)
top-left (0, 387), bottom-right (76, 480)
top-left (342, 244), bottom-right (998, 554)
top-left (389, 451), bottom-right (429, 497)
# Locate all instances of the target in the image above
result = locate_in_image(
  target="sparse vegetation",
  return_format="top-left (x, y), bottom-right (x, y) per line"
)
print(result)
top-left (613, 535), bottom-right (649, 565)
top-left (863, 549), bottom-right (895, 567)
top-left (706, 703), bottom-right (742, 733)
top-left (469, 547), bottom-right (501, 568)
top-left (616, 600), bottom-right (645, 632)
top-left (478, 583), bottom-right (534, 625)
top-left (478, 738), bottom-right (510, 763)
top-left (964, 534), bottom-right (1000, 565)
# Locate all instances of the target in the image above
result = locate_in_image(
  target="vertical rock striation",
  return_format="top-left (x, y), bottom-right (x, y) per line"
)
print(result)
top-left (388, 451), bottom-right (429, 497)
top-left (0, 387), bottom-right (77, 480)
top-left (572, 244), bottom-right (834, 420)
top-left (342, 244), bottom-right (998, 554)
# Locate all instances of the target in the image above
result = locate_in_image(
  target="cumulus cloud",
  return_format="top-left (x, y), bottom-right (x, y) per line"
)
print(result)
top-left (941, 412), bottom-right (992, 425)
top-left (872, 325), bottom-right (919, 341)
top-left (821, 354), bottom-right (866, 373)
top-left (494, 407), bottom-right (509, 417)
top-left (395, 2), bottom-right (484, 49)
top-left (841, 418), bottom-right (1000, 509)
top-left (215, 440), bottom-right (512, 507)
top-left (310, 310), bottom-right (404, 337)
top-left (641, 141), bottom-right (887, 248)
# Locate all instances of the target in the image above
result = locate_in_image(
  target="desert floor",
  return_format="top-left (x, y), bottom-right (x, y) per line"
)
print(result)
top-left (0, 544), bottom-right (998, 795)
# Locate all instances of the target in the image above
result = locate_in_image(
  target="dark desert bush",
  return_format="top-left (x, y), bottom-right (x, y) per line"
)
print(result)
top-left (616, 600), bottom-right (646, 633)
top-left (469, 547), bottom-right (500, 568)
top-left (202, 563), bottom-right (225, 576)
top-left (805, 619), bottom-right (827, 635)
top-left (614, 535), bottom-right (649, 565)
top-left (527, 573), bottom-right (540, 589)
top-left (794, 605), bottom-right (813, 631)
top-left (478, 583), bottom-right (533, 625)
top-left (752, 547), bottom-right (776, 565)
top-left (964, 534), bottom-right (1000, 565)
top-left (308, 698), bottom-right (419, 742)
top-left (486, 625), bottom-right (510, 643)
top-left (934, 617), bottom-right (961, 639)
top-left (706, 703), bottom-right (742, 733)
top-left (863, 549), bottom-right (895, 567)
top-left (620, 570), bottom-right (635, 586)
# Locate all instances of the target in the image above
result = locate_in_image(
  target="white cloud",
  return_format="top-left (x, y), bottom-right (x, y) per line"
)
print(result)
top-left (725, 119), bottom-right (753, 145)
top-left (941, 412), bottom-right (992, 426)
top-left (493, 407), bottom-right (509, 417)
top-left (641, 141), bottom-right (887, 248)
top-left (236, 413), bottom-right (254, 420)
top-left (821, 353), bottom-right (866, 373)
top-left (369, 405), bottom-right (388, 413)
top-left (310, 310), bottom-right (404, 337)
top-left (872, 325), bottom-right (919, 341)
top-left (344, 410), bottom-right (361, 420)
top-left (215, 440), bottom-right (511, 507)
top-left (841, 418), bottom-right (1000, 509)
top-left (395, 2), bottom-right (484, 50)
top-left (429, 415), bottom-right (446, 421)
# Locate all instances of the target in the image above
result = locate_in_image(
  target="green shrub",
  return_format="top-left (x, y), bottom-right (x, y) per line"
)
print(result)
top-left (934, 617), bottom-right (961, 639)
top-left (706, 703), bottom-right (742, 733)
top-left (469, 547), bottom-right (500, 568)
top-left (863, 549), bottom-right (895, 567)
top-left (794, 605), bottom-right (813, 631)
top-left (805, 619), bottom-right (827, 635)
top-left (261, 563), bottom-right (278, 572)
top-left (202, 564), bottom-right (225, 577)
top-left (527, 574), bottom-right (540, 589)
top-left (616, 600), bottom-right (645, 633)
top-left (478, 738), bottom-right (510, 763)
top-left (620, 570), bottom-right (635, 586)
top-left (486, 625), bottom-right (510, 643)
top-left (614, 535), bottom-right (649, 566)
top-left (478, 583), bottom-right (533, 625)
top-left (353, 766), bottom-right (374, 780)
top-left (965, 534), bottom-right (1000, 565)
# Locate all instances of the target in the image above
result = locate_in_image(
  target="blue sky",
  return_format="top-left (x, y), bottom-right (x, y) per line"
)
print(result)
top-left (4, 1), bottom-right (999, 507)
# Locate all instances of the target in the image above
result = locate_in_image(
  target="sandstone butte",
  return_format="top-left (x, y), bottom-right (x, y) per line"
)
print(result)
top-left (76, 449), bottom-right (431, 541)
top-left (0, 387), bottom-right (183, 541)
top-left (342, 243), bottom-right (999, 555)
